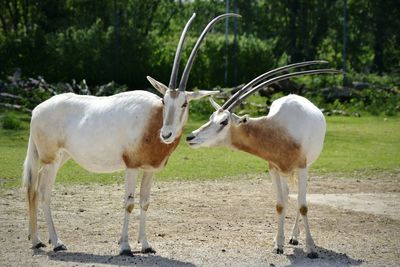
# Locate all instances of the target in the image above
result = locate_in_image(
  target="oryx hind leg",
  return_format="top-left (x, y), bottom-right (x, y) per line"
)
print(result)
top-left (289, 210), bottom-right (300, 246)
top-left (298, 168), bottom-right (318, 259)
top-left (38, 152), bottom-right (67, 251)
top-left (28, 182), bottom-right (44, 249)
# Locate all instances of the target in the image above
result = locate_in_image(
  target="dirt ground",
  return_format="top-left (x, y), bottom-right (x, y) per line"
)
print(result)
top-left (0, 172), bottom-right (399, 267)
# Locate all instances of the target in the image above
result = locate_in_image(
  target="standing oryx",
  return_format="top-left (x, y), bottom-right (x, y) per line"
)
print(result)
top-left (22, 13), bottom-right (240, 256)
top-left (186, 62), bottom-right (340, 258)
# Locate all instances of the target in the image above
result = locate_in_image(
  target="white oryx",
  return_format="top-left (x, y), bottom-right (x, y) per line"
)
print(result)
top-left (186, 62), bottom-right (340, 258)
top-left (22, 13), bottom-right (240, 256)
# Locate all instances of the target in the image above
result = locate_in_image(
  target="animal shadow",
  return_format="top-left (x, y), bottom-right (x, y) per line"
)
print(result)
top-left (46, 250), bottom-right (196, 267)
top-left (286, 245), bottom-right (363, 267)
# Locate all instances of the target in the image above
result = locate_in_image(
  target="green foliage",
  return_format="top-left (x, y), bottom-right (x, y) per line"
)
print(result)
top-left (1, 113), bottom-right (23, 130)
top-left (287, 72), bottom-right (400, 116)
top-left (46, 19), bottom-right (114, 83)
top-left (347, 73), bottom-right (400, 89)
top-left (188, 98), bottom-right (216, 120)
top-left (1, 0), bottom-right (399, 88)
top-left (360, 89), bottom-right (399, 116)
top-left (148, 32), bottom-right (276, 89)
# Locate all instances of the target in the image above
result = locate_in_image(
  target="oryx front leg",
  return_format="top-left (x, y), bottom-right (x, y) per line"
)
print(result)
top-left (138, 171), bottom-right (156, 254)
top-left (119, 169), bottom-right (138, 256)
top-left (298, 168), bottom-right (318, 259)
top-left (271, 169), bottom-right (288, 254)
top-left (38, 160), bottom-right (66, 251)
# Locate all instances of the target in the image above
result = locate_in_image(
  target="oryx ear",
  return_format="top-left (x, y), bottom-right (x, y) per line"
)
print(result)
top-left (231, 113), bottom-right (249, 124)
top-left (209, 97), bottom-right (221, 110)
top-left (147, 76), bottom-right (169, 95)
top-left (186, 90), bottom-right (219, 101)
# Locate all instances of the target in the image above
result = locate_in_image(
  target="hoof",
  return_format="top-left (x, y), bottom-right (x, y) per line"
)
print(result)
top-left (33, 242), bottom-right (46, 249)
top-left (119, 249), bottom-right (134, 257)
top-left (289, 238), bottom-right (299, 245)
top-left (53, 244), bottom-right (67, 252)
top-left (307, 251), bottom-right (319, 259)
top-left (142, 247), bottom-right (156, 254)
top-left (275, 248), bottom-right (284, 254)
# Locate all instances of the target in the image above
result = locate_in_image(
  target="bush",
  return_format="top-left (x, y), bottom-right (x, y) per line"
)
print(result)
top-left (189, 97), bottom-right (216, 120)
top-left (47, 19), bottom-right (114, 84)
top-left (1, 113), bottom-right (23, 130)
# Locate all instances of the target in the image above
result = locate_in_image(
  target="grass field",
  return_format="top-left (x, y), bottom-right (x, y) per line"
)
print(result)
top-left (0, 114), bottom-right (399, 187)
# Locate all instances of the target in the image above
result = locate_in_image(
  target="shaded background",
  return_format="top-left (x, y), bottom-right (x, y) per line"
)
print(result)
top-left (0, 0), bottom-right (399, 90)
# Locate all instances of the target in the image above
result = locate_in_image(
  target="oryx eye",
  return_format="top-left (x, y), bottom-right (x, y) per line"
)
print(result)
top-left (220, 118), bottom-right (228, 126)
top-left (181, 101), bottom-right (188, 108)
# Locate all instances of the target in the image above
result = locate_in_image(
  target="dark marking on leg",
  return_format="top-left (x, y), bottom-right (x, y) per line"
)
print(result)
top-left (289, 238), bottom-right (299, 245)
top-left (275, 248), bottom-right (284, 254)
top-left (276, 204), bottom-right (284, 215)
top-left (126, 204), bottom-right (134, 213)
top-left (300, 205), bottom-right (308, 216)
top-left (32, 242), bottom-right (46, 249)
top-left (53, 244), bottom-right (67, 252)
top-left (142, 247), bottom-right (156, 254)
top-left (142, 203), bottom-right (150, 212)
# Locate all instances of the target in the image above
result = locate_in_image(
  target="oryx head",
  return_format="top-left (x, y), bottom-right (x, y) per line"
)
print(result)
top-left (186, 61), bottom-right (341, 147)
top-left (186, 97), bottom-right (249, 148)
top-left (147, 13), bottom-right (240, 144)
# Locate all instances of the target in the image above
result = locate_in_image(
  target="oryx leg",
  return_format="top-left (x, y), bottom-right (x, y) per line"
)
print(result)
top-left (270, 169), bottom-right (289, 254)
top-left (119, 169), bottom-right (138, 256)
top-left (138, 171), bottom-right (156, 253)
top-left (28, 178), bottom-right (44, 249)
top-left (38, 153), bottom-right (66, 251)
top-left (298, 168), bottom-right (318, 259)
top-left (289, 210), bottom-right (300, 245)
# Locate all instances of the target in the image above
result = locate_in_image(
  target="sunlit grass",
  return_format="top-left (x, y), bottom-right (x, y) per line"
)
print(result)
top-left (0, 113), bottom-right (399, 187)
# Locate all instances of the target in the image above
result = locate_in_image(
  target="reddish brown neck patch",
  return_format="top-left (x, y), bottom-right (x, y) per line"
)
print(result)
top-left (122, 104), bottom-right (181, 169)
top-left (230, 118), bottom-right (305, 174)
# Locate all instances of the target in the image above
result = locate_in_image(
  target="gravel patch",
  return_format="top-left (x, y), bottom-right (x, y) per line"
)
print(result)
top-left (0, 173), bottom-right (399, 266)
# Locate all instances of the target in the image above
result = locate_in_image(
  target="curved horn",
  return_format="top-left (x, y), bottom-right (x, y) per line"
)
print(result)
top-left (169, 13), bottom-right (196, 90)
top-left (226, 69), bottom-right (342, 111)
top-left (209, 97), bottom-right (222, 110)
top-left (178, 13), bottom-right (241, 91)
top-left (221, 60), bottom-right (328, 109)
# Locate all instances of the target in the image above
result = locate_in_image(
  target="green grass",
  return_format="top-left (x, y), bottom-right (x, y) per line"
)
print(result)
top-left (316, 116), bottom-right (400, 172)
top-left (1, 114), bottom-right (399, 187)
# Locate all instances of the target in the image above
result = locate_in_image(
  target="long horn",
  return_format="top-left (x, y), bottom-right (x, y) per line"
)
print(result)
top-left (226, 69), bottom-right (342, 111)
top-left (169, 13), bottom-right (196, 90)
top-left (178, 13), bottom-right (241, 91)
top-left (221, 60), bottom-right (328, 109)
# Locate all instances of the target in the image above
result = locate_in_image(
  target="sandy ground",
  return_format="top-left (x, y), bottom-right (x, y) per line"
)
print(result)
top-left (0, 172), bottom-right (399, 267)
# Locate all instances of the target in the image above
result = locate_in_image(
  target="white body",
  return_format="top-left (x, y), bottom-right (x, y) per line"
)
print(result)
top-left (32, 91), bottom-right (162, 173)
top-left (267, 94), bottom-right (326, 166)
top-left (187, 94), bottom-right (326, 258)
